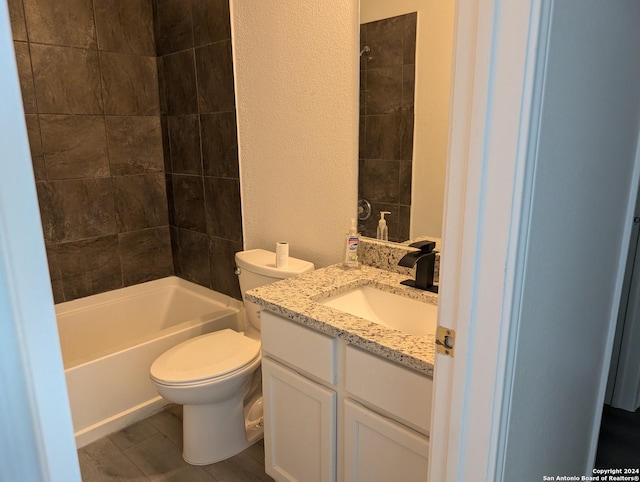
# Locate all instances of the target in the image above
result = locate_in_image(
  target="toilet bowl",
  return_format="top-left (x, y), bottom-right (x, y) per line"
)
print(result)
top-left (150, 249), bottom-right (314, 465)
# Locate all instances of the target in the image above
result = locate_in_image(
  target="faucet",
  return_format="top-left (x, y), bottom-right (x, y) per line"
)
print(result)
top-left (398, 241), bottom-right (438, 293)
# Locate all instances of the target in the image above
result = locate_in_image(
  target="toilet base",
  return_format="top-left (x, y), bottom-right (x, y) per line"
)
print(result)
top-left (244, 392), bottom-right (264, 444)
top-left (183, 397), bottom-right (247, 465)
top-left (181, 392), bottom-right (264, 465)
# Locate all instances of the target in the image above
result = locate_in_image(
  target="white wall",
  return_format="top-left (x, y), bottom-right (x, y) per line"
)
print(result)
top-left (361, 0), bottom-right (455, 239)
top-left (231, 0), bottom-right (359, 268)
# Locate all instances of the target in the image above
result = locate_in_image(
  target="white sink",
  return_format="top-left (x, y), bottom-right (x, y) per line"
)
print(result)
top-left (320, 285), bottom-right (437, 336)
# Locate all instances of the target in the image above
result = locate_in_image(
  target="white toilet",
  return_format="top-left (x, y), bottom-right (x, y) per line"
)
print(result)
top-left (149, 248), bottom-right (314, 465)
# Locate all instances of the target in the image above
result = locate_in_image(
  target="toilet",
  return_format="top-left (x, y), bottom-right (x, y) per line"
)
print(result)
top-left (149, 248), bottom-right (314, 465)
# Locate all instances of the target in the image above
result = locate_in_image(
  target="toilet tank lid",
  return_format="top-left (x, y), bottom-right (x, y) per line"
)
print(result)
top-left (235, 249), bottom-right (314, 279)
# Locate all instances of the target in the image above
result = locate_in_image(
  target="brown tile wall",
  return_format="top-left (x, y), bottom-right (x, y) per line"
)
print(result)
top-left (358, 13), bottom-right (417, 242)
top-left (9, 0), bottom-right (173, 302)
top-left (10, 0), bottom-right (245, 302)
top-left (153, 0), bottom-right (243, 300)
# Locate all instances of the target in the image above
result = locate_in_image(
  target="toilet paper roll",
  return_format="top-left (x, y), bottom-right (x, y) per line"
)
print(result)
top-left (276, 242), bottom-right (289, 268)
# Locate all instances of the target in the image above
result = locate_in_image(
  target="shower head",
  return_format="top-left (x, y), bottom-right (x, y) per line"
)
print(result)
top-left (360, 45), bottom-right (371, 57)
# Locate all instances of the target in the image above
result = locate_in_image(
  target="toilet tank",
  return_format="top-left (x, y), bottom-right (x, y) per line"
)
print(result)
top-left (235, 249), bottom-right (314, 330)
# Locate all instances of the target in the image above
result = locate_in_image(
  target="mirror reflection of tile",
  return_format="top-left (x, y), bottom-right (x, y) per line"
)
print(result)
top-left (358, 12), bottom-right (416, 242)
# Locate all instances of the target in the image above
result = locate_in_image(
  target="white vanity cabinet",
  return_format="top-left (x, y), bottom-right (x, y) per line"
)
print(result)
top-left (344, 400), bottom-right (429, 482)
top-left (261, 312), bottom-right (338, 482)
top-left (262, 358), bottom-right (337, 482)
top-left (343, 346), bottom-right (431, 481)
top-left (260, 310), bottom-right (432, 482)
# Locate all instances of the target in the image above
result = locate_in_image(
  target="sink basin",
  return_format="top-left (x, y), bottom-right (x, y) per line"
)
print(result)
top-left (320, 285), bottom-right (437, 336)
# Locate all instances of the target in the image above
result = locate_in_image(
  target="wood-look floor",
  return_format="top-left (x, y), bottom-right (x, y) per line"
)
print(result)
top-left (78, 405), bottom-right (274, 481)
top-left (82, 402), bottom-right (640, 480)
top-left (595, 404), bottom-right (640, 469)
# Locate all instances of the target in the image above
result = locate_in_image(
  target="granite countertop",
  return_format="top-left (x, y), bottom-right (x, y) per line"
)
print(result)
top-left (246, 264), bottom-right (437, 376)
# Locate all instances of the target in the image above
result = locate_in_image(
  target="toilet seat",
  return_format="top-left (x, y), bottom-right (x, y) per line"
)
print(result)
top-left (150, 329), bottom-right (260, 386)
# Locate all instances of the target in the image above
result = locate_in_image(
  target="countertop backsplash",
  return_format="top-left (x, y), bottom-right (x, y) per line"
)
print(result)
top-left (358, 236), bottom-right (441, 284)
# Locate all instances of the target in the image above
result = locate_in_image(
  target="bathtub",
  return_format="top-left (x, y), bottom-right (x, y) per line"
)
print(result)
top-left (56, 276), bottom-right (244, 448)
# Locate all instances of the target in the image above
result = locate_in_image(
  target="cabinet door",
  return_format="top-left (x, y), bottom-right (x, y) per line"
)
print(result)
top-left (344, 399), bottom-right (429, 482)
top-left (262, 357), bottom-right (336, 482)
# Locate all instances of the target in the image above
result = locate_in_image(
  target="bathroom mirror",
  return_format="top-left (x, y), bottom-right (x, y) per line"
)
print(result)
top-left (357, 1), bottom-right (456, 243)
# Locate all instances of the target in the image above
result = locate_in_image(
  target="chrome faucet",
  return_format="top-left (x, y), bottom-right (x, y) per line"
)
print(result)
top-left (398, 241), bottom-right (438, 293)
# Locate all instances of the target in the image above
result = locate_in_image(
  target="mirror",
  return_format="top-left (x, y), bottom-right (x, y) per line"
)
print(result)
top-left (357, 1), bottom-right (456, 243)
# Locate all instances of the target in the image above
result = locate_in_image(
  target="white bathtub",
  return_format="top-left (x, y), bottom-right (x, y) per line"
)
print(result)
top-left (56, 276), bottom-right (244, 448)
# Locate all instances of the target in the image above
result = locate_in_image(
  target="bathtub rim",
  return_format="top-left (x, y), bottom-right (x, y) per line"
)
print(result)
top-left (55, 275), bottom-right (244, 316)
top-left (57, 276), bottom-right (246, 370)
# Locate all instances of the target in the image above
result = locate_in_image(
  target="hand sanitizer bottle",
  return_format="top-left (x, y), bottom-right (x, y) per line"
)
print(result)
top-left (344, 218), bottom-right (360, 268)
top-left (376, 211), bottom-right (391, 241)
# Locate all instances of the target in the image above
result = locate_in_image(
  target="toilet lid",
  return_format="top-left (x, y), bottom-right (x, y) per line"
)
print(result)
top-left (150, 329), bottom-right (260, 384)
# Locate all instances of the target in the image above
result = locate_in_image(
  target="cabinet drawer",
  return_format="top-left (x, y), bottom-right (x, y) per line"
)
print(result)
top-left (261, 311), bottom-right (337, 384)
top-left (345, 345), bottom-right (432, 434)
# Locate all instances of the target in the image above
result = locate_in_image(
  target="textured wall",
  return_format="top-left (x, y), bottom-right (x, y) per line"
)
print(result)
top-left (231, 0), bottom-right (359, 269)
top-left (154, 0), bottom-right (243, 300)
top-left (9, 0), bottom-right (172, 302)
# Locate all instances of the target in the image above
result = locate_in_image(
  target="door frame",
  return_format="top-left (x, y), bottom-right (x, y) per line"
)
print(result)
top-left (0, 3), bottom-right (80, 480)
top-left (607, 189), bottom-right (640, 411)
top-left (430, 1), bottom-right (548, 480)
top-left (432, 0), bottom-right (640, 480)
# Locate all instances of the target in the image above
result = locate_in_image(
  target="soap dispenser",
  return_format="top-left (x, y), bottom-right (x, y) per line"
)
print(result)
top-left (344, 218), bottom-right (360, 268)
top-left (376, 211), bottom-right (391, 241)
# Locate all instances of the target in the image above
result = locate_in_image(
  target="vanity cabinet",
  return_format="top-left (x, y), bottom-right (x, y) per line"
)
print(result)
top-left (262, 358), bottom-right (337, 482)
top-left (260, 310), bottom-right (432, 482)
top-left (344, 400), bottom-right (429, 482)
top-left (261, 311), bottom-right (338, 481)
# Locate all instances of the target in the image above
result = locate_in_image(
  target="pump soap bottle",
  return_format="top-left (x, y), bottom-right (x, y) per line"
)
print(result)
top-left (376, 211), bottom-right (391, 241)
top-left (344, 218), bottom-right (360, 268)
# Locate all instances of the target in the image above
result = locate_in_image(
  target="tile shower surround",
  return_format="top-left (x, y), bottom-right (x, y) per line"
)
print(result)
top-left (155, 0), bottom-right (243, 300)
top-left (358, 13), bottom-right (417, 242)
top-left (9, 0), bottom-right (243, 302)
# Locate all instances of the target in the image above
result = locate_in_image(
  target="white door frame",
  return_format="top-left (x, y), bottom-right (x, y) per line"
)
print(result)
top-left (430, 1), bottom-right (546, 480)
top-left (0, 3), bottom-right (80, 480)
top-left (608, 202), bottom-right (640, 411)
top-left (432, 0), bottom-right (640, 480)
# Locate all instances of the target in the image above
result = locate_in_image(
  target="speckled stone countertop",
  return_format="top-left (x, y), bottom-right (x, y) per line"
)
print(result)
top-left (246, 264), bottom-right (437, 376)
